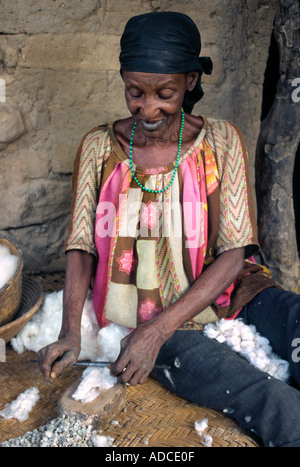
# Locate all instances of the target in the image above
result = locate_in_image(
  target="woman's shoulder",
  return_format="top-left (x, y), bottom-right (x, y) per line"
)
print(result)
top-left (77, 124), bottom-right (115, 163)
top-left (81, 124), bottom-right (110, 147)
top-left (204, 117), bottom-right (244, 148)
top-left (84, 118), bottom-right (133, 154)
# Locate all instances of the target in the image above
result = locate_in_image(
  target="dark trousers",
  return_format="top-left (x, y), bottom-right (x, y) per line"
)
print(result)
top-left (151, 287), bottom-right (300, 447)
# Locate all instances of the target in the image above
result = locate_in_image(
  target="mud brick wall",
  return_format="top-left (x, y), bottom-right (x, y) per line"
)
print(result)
top-left (0, 0), bottom-right (277, 273)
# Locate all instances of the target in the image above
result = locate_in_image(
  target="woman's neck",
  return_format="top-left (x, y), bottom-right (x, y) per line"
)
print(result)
top-left (114, 114), bottom-right (203, 168)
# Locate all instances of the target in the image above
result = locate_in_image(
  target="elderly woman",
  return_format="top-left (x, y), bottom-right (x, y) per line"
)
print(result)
top-left (38, 12), bottom-right (300, 447)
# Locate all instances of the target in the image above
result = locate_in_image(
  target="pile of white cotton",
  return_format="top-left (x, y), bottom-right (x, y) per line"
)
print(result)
top-left (11, 290), bottom-right (130, 363)
top-left (203, 319), bottom-right (290, 382)
top-left (0, 387), bottom-right (40, 422)
top-left (0, 245), bottom-right (18, 289)
top-left (72, 367), bottom-right (117, 403)
top-left (70, 323), bottom-right (130, 403)
top-left (11, 290), bottom-right (130, 404)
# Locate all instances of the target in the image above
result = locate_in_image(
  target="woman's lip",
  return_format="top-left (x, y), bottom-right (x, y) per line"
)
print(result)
top-left (139, 119), bottom-right (164, 131)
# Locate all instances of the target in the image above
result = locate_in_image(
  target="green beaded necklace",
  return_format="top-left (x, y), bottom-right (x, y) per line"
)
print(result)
top-left (129, 108), bottom-right (185, 193)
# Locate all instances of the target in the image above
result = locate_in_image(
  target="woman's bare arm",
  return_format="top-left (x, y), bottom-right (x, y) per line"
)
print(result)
top-left (111, 247), bottom-right (245, 386)
top-left (37, 250), bottom-right (95, 381)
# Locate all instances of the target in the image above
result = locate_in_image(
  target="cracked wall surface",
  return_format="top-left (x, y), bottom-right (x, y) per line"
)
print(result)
top-left (0, 0), bottom-right (277, 273)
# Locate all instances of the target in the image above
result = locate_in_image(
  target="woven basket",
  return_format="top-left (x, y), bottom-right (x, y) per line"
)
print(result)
top-left (0, 275), bottom-right (44, 343)
top-left (0, 237), bottom-right (23, 327)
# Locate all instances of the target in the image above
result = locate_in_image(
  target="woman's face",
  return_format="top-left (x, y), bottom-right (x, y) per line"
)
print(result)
top-left (123, 71), bottom-right (198, 138)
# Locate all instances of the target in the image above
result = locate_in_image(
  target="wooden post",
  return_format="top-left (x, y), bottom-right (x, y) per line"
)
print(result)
top-left (255, 0), bottom-right (300, 291)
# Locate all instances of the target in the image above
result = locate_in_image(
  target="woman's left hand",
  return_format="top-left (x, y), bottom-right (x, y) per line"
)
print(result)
top-left (110, 320), bottom-right (167, 386)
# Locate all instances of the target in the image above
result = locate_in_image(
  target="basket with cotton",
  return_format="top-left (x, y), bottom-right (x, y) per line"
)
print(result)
top-left (0, 236), bottom-right (23, 327)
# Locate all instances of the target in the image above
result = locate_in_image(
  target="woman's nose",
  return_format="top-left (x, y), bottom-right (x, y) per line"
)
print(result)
top-left (139, 96), bottom-right (159, 121)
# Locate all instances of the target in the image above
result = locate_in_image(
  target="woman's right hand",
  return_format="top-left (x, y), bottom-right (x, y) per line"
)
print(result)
top-left (37, 250), bottom-right (95, 381)
top-left (37, 335), bottom-right (81, 382)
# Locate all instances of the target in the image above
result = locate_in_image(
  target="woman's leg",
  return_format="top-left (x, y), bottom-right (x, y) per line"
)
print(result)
top-left (238, 287), bottom-right (300, 387)
top-left (151, 330), bottom-right (300, 447)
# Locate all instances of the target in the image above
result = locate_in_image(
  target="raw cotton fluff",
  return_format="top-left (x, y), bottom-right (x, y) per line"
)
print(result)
top-left (11, 290), bottom-right (130, 363)
top-left (92, 434), bottom-right (115, 447)
top-left (11, 290), bottom-right (99, 360)
top-left (203, 319), bottom-right (290, 382)
top-left (96, 322), bottom-right (130, 363)
top-left (194, 418), bottom-right (213, 447)
top-left (201, 433), bottom-right (213, 447)
top-left (0, 245), bottom-right (18, 289)
top-left (10, 289), bottom-right (130, 405)
top-left (72, 367), bottom-right (117, 403)
top-left (73, 323), bottom-right (130, 403)
top-left (0, 387), bottom-right (40, 422)
top-left (11, 291), bottom-right (65, 354)
top-left (194, 418), bottom-right (208, 436)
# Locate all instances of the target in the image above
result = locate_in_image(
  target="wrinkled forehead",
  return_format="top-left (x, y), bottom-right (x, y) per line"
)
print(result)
top-left (122, 71), bottom-right (189, 96)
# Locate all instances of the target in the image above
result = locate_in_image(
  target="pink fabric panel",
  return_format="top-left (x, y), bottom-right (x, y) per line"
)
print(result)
top-left (93, 162), bottom-right (131, 327)
top-left (180, 154), bottom-right (208, 280)
top-left (215, 281), bottom-right (235, 308)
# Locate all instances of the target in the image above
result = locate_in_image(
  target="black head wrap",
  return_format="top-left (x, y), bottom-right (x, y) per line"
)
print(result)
top-left (119, 12), bottom-right (213, 113)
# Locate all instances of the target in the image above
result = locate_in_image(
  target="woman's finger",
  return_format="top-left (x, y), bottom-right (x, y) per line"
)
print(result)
top-left (50, 350), bottom-right (77, 379)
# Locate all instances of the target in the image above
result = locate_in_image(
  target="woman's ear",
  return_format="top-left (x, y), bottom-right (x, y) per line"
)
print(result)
top-left (186, 71), bottom-right (199, 91)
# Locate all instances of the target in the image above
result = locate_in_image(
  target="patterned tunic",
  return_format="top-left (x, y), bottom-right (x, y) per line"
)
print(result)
top-left (65, 117), bottom-right (276, 329)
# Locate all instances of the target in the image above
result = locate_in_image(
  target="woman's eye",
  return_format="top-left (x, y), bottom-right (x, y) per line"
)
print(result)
top-left (158, 91), bottom-right (174, 100)
top-left (128, 89), bottom-right (142, 98)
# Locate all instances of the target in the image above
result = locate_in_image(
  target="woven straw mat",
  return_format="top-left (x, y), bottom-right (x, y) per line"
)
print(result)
top-left (0, 272), bottom-right (260, 447)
